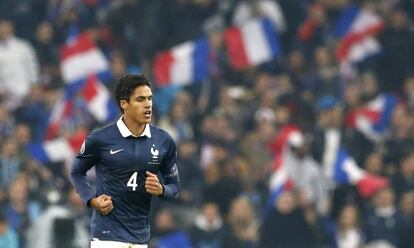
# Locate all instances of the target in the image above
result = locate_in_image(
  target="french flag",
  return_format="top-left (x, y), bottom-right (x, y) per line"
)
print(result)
top-left (153, 38), bottom-right (210, 87)
top-left (60, 28), bottom-right (110, 84)
top-left (45, 95), bottom-right (74, 140)
top-left (28, 131), bottom-right (86, 163)
top-left (45, 75), bottom-right (117, 139)
top-left (82, 75), bottom-right (118, 123)
top-left (348, 94), bottom-right (398, 141)
top-left (335, 4), bottom-right (384, 64)
top-left (266, 165), bottom-right (294, 211)
top-left (331, 147), bottom-right (388, 198)
top-left (265, 125), bottom-right (300, 212)
top-left (225, 18), bottom-right (282, 70)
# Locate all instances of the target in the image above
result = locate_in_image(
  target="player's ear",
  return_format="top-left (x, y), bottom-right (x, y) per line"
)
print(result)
top-left (120, 99), bottom-right (128, 111)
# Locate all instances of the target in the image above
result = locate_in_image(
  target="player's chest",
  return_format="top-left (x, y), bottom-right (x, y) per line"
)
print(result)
top-left (99, 138), bottom-right (165, 172)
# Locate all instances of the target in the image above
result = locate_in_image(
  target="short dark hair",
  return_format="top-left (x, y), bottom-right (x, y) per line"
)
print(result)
top-left (115, 74), bottom-right (152, 113)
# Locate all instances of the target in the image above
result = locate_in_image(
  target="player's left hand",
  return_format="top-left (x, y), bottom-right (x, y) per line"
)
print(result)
top-left (145, 171), bottom-right (164, 196)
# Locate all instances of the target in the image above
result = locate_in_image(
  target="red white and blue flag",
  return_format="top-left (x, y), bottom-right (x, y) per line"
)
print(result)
top-left (81, 75), bottom-right (118, 123)
top-left (335, 4), bottom-right (384, 64)
top-left (60, 27), bottom-right (111, 85)
top-left (45, 75), bottom-right (118, 139)
top-left (225, 17), bottom-right (282, 70)
top-left (265, 125), bottom-right (299, 211)
top-left (45, 26), bottom-right (116, 140)
top-left (153, 38), bottom-right (210, 87)
top-left (347, 94), bottom-right (398, 141)
top-left (268, 125), bottom-right (388, 203)
top-left (28, 131), bottom-right (86, 164)
top-left (45, 94), bottom-right (74, 139)
top-left (329, 147), bottom-right (388, 198)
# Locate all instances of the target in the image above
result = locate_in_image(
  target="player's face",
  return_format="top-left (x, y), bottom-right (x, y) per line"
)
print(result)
top-left (122, 85), bottom-right (153, 125)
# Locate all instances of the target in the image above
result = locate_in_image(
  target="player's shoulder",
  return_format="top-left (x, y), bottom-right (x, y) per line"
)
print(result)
top-left (79, 123), bottom-right (118, 154)
top-left (88, 122), bottom-right (118, 141)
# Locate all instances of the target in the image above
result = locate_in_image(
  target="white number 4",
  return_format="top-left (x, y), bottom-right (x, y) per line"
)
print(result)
top-left (127, 172), bottom-right (138, 191)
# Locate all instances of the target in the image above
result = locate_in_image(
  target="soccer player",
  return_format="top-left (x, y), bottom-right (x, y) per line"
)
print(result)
top-left (70, 74), bottom-right (180, 248)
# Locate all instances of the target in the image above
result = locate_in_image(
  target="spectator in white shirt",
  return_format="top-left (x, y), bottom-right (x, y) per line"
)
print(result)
top-left (0, 18), bottom-right (39, 108)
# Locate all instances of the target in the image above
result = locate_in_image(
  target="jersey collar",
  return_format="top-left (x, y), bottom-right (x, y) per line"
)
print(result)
top-left (116, 116), bottom-right (152, 138)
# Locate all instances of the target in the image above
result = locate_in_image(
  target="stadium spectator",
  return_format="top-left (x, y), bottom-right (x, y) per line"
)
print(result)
top-left (399, 191), bottom-right (414, 248)
top-left (378, 6), bottom-right (414, 92)
top-left (365, 187), bottom-right (405, 247)
top-left (4, 176), bottom-right (40, 248)
top-left (0, 18), bottom-right (39, 107)
top-left (284, 131), bottom-right (328, 215)
top-left (222, 196), bottom-right (258, 248)
top-left (260, 191), bottom-right (315, 248)
top-left (391, 151), bottom-right (414, 200)
top-left (330, 204), bottom-right (364, 248)
top-left (176, 139), bottom-right (204, 206)
top-left (189, 202), bottom-right (224, 248)
top-left (0, 210), bottom-right (18, 248)
top-left (151, 208), bottom-right (191, 248)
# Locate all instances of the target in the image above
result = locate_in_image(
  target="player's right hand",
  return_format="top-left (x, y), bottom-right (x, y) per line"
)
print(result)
top-left (90, 194), bottom-right (113, 215)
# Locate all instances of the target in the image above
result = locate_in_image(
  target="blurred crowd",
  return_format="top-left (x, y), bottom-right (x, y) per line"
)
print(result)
top-left (1, 0), bottom-right (414, 248)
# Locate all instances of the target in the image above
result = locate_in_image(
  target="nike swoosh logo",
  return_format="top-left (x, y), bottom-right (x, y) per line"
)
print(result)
top-left (110, 149), bottom-right (124, 155)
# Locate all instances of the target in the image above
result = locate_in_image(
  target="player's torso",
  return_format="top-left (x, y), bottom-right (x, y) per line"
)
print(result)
top-left (95, 135), bottom-right (166, 206)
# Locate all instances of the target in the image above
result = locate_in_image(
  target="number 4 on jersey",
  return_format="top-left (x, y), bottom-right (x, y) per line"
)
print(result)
top-left (127, 172), bottom-right (138, 191)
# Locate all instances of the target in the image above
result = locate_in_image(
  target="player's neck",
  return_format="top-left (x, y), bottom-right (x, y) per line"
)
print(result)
top-left (122, 115), bottom-right (146, 137)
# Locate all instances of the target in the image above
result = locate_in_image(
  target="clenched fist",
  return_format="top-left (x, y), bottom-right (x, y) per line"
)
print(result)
top-left (145, 171), bottom-right (164, 196)
top-left (90, 194), bottom-right (113, 215)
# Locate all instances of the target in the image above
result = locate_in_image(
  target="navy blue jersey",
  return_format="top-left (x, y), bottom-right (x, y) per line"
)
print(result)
top-left (70, 119), bottom-right (180, 244)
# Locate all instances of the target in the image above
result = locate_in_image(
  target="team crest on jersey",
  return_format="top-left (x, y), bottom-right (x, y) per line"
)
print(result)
top-left (80, 140), bottom-right (85, 154)
top-left (148, 144), bottom-right (160, 165)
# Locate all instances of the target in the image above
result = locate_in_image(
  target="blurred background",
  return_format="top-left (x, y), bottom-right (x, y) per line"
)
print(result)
top-left (0, 0), bottom-right (414, 247)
